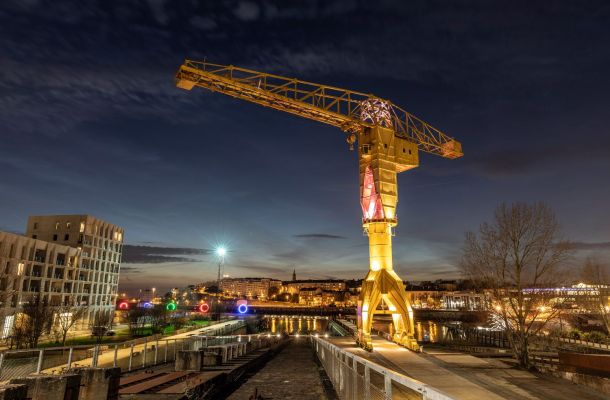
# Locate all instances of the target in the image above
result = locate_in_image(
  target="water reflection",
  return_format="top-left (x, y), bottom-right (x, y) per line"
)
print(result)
top-left (373, 319), bottom-right (449, 343)
top-left (263, 315), bottom-right (329, 334)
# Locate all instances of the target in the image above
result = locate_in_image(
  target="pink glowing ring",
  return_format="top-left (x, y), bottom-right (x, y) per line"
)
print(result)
top-left (198, 303), bottom-right (210, 313)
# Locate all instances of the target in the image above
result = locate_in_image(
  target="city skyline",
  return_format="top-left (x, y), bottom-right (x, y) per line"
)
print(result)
top-left (2, 1), bottom-right (610, 293)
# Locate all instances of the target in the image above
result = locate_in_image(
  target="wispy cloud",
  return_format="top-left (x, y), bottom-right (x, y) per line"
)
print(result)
top-left (570, 242), bottom-right (610, 251)
top-left (122, 245), bottom-right (210, 264)
top-left (293, 233), bottom-right (345, 240)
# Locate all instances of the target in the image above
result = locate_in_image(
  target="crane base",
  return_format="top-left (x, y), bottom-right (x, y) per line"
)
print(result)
top-left (357, 268), bottom-right (420, 352)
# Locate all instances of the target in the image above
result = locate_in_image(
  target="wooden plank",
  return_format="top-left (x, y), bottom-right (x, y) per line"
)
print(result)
top-left (119, 371), bottom-right (166, 387)
top-left (157, 371), bottom-right (224, 394)
top-left (119, 372), bottom-right (189, 394)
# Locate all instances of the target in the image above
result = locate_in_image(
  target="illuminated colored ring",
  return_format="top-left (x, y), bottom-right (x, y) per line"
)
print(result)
top-left (237, 304), bottom-right (248, 314)
top-left (199, 303), bottom-right (209, 313)
top-left (142, 302), bottom-right (153, 309)
top-left (118, 301), bottom-right (129, 310)
top-left (166, 303), bottom-right (177, 311)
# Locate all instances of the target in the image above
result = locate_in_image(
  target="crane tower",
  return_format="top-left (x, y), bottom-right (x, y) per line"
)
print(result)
top-left (175, 60), bottom-right (462, 350)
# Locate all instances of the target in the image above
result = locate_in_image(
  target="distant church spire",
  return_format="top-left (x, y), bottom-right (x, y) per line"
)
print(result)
top-left (292, 268), bottom-right (296, 281)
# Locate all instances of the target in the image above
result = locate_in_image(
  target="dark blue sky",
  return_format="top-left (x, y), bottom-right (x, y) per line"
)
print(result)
top-left (1, 0), bottom-right (609, 293)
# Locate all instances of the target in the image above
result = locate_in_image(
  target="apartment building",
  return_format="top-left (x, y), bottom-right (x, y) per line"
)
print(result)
top-left (0, 215), bottom-right (124, 337)
top-left (281, 279), bottom-right (347, 295)
top-left (220, 277), bottom-right (282, 300)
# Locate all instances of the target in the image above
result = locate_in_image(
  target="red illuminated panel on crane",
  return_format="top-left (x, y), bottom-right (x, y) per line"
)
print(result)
top-left (360, 166), bottom-right (384, 220)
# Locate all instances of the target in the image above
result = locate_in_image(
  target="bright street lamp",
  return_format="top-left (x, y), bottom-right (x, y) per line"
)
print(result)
top-left (216, 247), bottom-right (226, 257)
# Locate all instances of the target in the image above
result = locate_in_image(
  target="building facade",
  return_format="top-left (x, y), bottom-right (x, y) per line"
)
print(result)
top-left (220, 277), bottom-right (282, 300)
top-left (442, 291), bottom-right (488, 311)
top-left (0, 215), bottom-right (124, 337)
top-left (281, 279), bottom-right (347, 295)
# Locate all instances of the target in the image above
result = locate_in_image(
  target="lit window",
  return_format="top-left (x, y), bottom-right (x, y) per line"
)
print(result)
top-left (55, 222), bottom-right (60, 230)
top-left (80, 222), bottom-right (85, 233)
top-left (1, 315), bottom-right (15, 339)
top-left (66, 222), bottom-right (71, 229)
top-left (17, 262), bottom-right (24, 276)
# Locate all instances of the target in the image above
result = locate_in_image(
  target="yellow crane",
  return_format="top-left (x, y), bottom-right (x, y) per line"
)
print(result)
top-left (175, 60), bottom-right (463, 351)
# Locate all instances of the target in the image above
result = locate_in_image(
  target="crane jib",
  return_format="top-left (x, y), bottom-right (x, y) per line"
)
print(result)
top-left (175, 61), bottom-right (462, 159)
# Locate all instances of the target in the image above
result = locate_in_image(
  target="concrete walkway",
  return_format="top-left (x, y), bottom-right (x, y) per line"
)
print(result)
top-left (227, 339), bottom-right (334, 400)
top-left (328, 337), bottom-right (607, 400)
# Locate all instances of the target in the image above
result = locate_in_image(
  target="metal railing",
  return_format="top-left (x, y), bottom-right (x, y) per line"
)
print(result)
top-left (311, 337), bottom-right (454, 400)
top-left (0, 320), bottom-right (247, 382)
top-left (551, 335), bottom-right (610, 350)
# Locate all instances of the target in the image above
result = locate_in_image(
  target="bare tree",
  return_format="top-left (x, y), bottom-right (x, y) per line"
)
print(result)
top-left (460, 202), bottom-right (572, 368)
top-left (127, 308), bottom-right (147, 336)
top-left (53, 302), bottom-right (88, 346)
top-left (17, 296), bottom-right (54, 348)
top-left (580, 258), bottom-right (610, 334)
top-left (90, 310), bottom-right (113, 343)
top-left (148, 305), bottom-right (167, 334)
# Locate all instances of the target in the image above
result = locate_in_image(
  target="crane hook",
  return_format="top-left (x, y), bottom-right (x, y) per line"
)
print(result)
top-left (346, 133), bottom-right (356, 151)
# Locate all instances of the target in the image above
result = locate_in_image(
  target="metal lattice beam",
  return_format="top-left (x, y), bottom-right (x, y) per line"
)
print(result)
top-left (176, 60), bottom-right (462, 159)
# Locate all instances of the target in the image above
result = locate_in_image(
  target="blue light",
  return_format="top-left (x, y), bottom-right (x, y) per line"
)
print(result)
top-left (142, 302), bottom-right (153, 309)
top-left (237, 304), bottom-right (248, 314)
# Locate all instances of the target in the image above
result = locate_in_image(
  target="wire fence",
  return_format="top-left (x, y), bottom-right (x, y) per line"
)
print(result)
top-left (311, 336), bottom-right (455, 400)
top-left (0, 320), bottom-right (248, 382)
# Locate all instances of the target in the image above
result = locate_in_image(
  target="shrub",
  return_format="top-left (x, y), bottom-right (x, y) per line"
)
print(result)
top-left (567, 329), bottom-right (582, 340)
top-left (585, 331), bottom-right (607, 344)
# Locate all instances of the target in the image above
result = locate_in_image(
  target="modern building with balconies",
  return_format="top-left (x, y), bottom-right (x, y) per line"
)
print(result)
top-left (0, 215), bottom-right (124, 338)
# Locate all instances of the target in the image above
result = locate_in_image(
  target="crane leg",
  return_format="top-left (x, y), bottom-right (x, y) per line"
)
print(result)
top-left (357, 270), bottom-right (382, 351)
top-left (357, 222), bottom-right (419, 351)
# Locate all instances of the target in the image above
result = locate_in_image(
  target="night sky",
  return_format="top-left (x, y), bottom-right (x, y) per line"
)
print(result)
top-left (2, 1), bottom-right (609, 294)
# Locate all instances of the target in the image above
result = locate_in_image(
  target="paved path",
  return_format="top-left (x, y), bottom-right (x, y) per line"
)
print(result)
top-left (328, 337), bottom-right (607, 400)
top-left (227, 339), bottom-right (334, 400)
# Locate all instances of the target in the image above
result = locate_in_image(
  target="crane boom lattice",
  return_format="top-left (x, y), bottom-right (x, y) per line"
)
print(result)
top-left (176, 60), bottom-right (462, 158)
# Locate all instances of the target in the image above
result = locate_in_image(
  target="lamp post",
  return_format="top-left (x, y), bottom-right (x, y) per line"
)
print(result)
top-left (216, 247), bottom-right (226, 285)
top-left (215, 247), bottom-right (226, 321)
